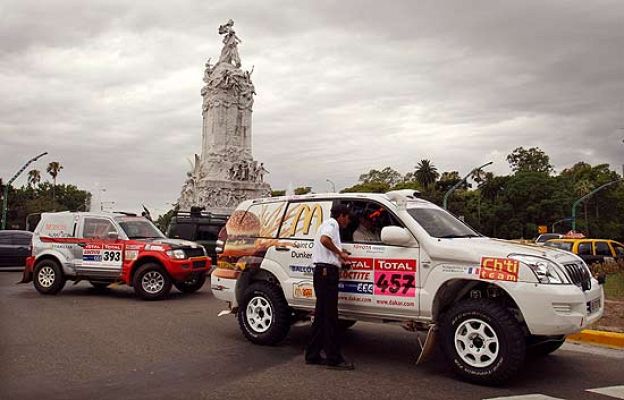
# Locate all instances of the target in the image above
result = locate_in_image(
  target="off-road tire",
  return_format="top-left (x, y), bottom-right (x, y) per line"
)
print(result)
top-left (338, 319), bottom-right (357, 331)
top-left (439, 299), bottom-right (526, 385)
top-left (238, 281), bottom-right (291, 345)
top-left (133, 263), bottom-right (172, 301)
top-left (174, 272), bottom-right (206, 294)
top-left (33, 259), bottom-right (66, 295)
top-left (528, 335), bottom-right (565, 356)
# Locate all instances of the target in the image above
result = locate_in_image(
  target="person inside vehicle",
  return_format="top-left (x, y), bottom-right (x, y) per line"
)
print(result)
top-left (353, 212), bottom-right (379, 242)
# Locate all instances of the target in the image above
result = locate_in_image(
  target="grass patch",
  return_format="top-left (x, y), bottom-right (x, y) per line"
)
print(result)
top-left (604, 271), bottom-right (624, 300)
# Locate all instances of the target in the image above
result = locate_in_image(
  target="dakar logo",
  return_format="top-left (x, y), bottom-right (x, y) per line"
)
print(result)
top-left (479, 257), bottom-right (519, 282)
top-left (281, 203), bottom-right (324, 237)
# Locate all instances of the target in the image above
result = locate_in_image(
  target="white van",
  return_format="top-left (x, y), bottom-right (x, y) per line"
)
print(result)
top-left (211, 191), bottom-right (603, 384)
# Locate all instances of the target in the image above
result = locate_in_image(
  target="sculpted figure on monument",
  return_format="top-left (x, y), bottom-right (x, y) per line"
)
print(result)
top-left (218, 19), bottom-right (241, 68)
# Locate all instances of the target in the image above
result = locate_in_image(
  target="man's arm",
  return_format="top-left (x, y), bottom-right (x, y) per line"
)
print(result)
top-left (320, 235), bottom-right (349, 263)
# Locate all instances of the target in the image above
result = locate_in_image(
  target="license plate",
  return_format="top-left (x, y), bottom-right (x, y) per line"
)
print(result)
top-left (589, 297), bottom-right (600, 314)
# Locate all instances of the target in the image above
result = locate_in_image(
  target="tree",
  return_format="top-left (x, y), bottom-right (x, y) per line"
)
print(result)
top-left (294, 186), bottom-right (312, 195)
top-left (46, 161), bottom-right (64, 204)
top-left (414, 160), bottom-right (439, 189)
top-left (358, 167), bottom-right (403, 187)
top-left (27, 169), bottom-right (41, 187)
top-left (506, 147), bottom-right (553, 174)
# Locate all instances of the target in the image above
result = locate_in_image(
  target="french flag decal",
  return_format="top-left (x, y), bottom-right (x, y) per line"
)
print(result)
top-left (467, 267), bottom-right (480, 275)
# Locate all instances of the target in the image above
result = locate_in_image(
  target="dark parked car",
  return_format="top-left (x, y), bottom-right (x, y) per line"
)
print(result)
top-left (0, 230), bottom-right (33, 268)
top-left (166, 209), bottom-right (229, 267)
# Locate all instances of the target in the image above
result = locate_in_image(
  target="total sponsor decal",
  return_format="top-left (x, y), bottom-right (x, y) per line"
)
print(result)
top-left (346, 257), bottom-right (373, 270)
top-left (338, 280), bottom-right (373, 295)
top-left (82, 243), bottom-right (123, 266)
top-left (373, 258), bottom-right (417, 297)
top-left (479, 257), bottom-right (519, 282)
top-left (293, 281), bottom-right (315, 299)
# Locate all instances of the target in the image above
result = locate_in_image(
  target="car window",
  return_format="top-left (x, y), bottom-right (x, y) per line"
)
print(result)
top-left (544, 241), bottom-right (572, 251)
top-left (0, 233), bottom-right (10, 245)
top-left (12, 234), bottom-right (32, 246)
top-left (338, 200), bottom-right (402, 244)
top-left (577, 242), bottom-right (592, 256)
top-left (595, 241), bottom-right (611, 256)
top-left (169, 222), bottom-right (196, 240)
top-left (278, 201), bottom-right (330, 240)
top-left (407, 207), bottom-right (479, 239)
top-left (614, 244), bottom-right (624, 256)
top-left (82, 218), bottom-right (117, 239)
top-left (38, 214), bottom-right (76, 238)
top-left (196, 224), bottom-right (222, 241)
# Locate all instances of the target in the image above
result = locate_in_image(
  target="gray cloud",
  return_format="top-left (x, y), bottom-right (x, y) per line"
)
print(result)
top-left (1, 0), bottom-right (623, 216)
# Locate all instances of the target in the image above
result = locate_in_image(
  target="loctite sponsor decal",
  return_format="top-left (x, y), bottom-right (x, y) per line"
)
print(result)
top-left (340, 270), bottom-right (371, 281)
top-left (479, 257), bottom-right (519, 282)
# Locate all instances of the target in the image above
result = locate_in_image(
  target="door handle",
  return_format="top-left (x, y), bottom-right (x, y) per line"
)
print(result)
top-left (77, 242), bottom-right (87, 248)
top-left (275, 246), bottom-right (290, 251)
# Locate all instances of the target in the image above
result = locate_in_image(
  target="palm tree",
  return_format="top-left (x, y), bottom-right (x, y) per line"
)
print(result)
top-left (46, 161), bottom-right (63, 203)
top-left (414, 159), bottom-right (439, 189)
top-left (27, 169), bottom-right (41, 187)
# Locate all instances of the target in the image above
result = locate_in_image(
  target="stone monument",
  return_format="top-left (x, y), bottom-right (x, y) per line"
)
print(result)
top-left (178, 19), bottom-right (270, 213)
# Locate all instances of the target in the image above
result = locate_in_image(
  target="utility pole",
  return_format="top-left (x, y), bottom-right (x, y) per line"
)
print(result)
top-left (1, 152), bottom-right (48, 230)
top-left (443, 161), bottom-right (493, 210)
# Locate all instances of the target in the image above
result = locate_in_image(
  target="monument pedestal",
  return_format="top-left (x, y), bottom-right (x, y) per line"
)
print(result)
top-left (178, 179), bottom-right (270, 214)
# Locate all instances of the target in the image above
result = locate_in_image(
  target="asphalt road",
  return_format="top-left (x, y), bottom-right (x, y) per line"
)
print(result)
top-left (1, 271), bottom-right (623, 400)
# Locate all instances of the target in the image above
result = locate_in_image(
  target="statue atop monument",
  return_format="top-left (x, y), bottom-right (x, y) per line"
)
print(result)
top-left (218, 19), bottom-right (241, 68)
top-left (177, 20), bottom-right (270, 213)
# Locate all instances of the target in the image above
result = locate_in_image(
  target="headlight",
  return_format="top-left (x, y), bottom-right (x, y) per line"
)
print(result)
top-left (166, 249), bottom-right (186, 260)
top-left (508, 254), bottom-right (567, 284)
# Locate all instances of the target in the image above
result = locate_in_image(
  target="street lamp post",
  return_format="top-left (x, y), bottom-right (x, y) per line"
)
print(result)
top-left (326, 179), bottom-right (336, 193)
top-left (443, 161), bottom-right (493, 210)
top-left (571, 178), bottom-right (623, 231)
top-left (1, 152), bottom-right (48, 230)
top-left (551, 217), bottom-right (572, 233)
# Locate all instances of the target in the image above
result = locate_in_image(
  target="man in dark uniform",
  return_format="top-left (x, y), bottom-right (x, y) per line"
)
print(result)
top-left (305, 204), bottom-right (354, 369)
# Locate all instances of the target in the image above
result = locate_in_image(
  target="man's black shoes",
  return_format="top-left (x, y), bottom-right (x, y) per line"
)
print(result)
top-left (325, 360), bottom-right (355, 370)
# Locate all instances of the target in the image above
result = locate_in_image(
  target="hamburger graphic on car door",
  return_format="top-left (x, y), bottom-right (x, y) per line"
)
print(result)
top-left (218, 202), bottom-right (291, 272)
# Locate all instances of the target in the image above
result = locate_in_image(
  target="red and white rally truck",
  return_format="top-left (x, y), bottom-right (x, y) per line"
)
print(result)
top-left (22, 211), bottom-right (211, 300)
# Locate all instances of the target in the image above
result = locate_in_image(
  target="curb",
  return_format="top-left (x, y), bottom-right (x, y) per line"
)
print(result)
top-left (566, 329), bottom-right (624, 349)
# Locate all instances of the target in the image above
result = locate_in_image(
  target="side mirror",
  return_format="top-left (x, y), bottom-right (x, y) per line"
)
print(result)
top-left (107, 231), bottom-right (119, 241)
top-left (380, 226), bottom-right (413, 247)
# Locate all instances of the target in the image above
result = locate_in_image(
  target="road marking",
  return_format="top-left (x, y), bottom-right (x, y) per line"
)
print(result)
top-left (587, 386), bottom-right (624, 399)
top-left (485, 395), bottom-right (565, 400)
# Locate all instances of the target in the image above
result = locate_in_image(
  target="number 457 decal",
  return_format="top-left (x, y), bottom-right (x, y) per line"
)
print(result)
top-left (374, 272), bottom-right (416, 297)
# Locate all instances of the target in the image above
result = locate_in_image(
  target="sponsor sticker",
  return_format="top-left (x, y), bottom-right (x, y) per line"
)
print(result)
top-left (289, 265), bottom-right (314, 275)
top-left (293, 281), bottom-right (315, 299)
top-left (338, 280), bottom-right (373, 295)
top-left (479, 257), bottom-right (519, 282)
top-left (346, 257), bottom-right (374, 271)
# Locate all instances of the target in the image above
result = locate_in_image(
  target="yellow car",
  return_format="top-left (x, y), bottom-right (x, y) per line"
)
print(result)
top-left (544, 238), bottom-right (624, 265)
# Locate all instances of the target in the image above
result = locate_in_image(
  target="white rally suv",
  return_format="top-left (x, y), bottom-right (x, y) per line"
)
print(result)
top-left (211, 191), bottom-right (603, 385)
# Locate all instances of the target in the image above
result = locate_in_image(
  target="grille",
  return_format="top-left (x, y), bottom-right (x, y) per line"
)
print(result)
top-left (192, 260), bottom-right (206, 269)
top-left (562, 263), bottom-right (591, 291)
top-left (184, 247), bottom-right (206, 258)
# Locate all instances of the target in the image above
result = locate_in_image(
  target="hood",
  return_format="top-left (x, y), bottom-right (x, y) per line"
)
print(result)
top-left (425, 237), bottom-right (580, 265)
top-left (145, 238), bottom-right (201, 248)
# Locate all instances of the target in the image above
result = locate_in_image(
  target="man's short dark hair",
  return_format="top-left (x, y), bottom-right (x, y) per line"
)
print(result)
top-left (331, 204), bottom-right (351, 219)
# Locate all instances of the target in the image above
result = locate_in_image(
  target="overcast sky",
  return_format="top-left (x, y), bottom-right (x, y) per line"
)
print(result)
top-left (1, 0), bottom-right (623, 216)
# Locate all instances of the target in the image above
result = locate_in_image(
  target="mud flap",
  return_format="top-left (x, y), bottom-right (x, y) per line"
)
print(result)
top-left (218, 306), bottom-right (238, 317)
top-left (416, 324), bottom-right (438, 365)
top-left (19, 269), bottom-right (33, 284)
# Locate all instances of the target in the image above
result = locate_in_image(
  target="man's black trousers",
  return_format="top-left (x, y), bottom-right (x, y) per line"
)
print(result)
top-left (305, 263), bottom-right (344, 364)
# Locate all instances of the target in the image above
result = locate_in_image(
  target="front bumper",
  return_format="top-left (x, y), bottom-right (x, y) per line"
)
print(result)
top-left (166, 257), bottom-right (211, 281)
top-left (504, 279), bottom-right (604, 335)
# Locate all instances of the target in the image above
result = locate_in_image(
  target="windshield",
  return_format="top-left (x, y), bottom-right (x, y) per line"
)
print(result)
top-left (116, 218), bottom-right (165, 239)
top-left (543, 241), bottom-right (573, 251)
top-left (407, 207), bottom-right (480, 238)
